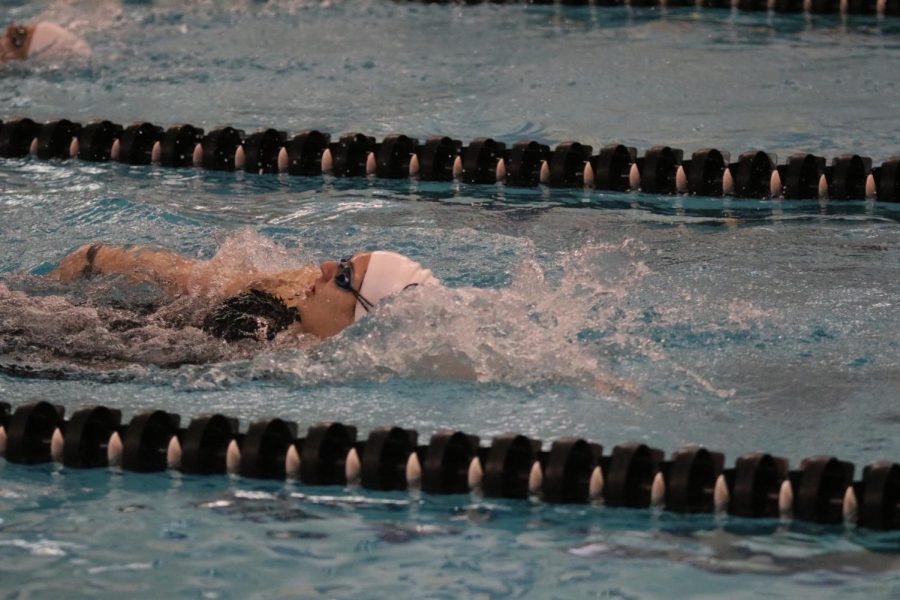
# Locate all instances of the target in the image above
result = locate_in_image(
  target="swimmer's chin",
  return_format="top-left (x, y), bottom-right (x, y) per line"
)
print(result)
top-left (282, 320), bottom-right (341, 343)
top-left (271, 324), bottom-right (321, 347)
top-left (593, 373), bottom-right (641, 398)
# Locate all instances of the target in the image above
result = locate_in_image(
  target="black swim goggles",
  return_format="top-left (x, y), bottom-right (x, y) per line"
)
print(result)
top-left (335, 257), bottom-right (374, 314)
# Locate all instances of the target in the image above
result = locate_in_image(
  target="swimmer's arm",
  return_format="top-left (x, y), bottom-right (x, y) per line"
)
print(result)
top-left (49, 243), bottom-right (202, 293)
top-left (222, 266), bottom-right (320, 302)
top-left (51, 245), bottom-right (319, 298)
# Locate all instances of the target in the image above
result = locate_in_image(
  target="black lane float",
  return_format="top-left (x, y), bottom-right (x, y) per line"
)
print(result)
top-left (392, 0), bottom-right (900, 17)
top-left (0, 401), bottom-right (898, 532)
top-left (2, 117), bottom-right (899, 203)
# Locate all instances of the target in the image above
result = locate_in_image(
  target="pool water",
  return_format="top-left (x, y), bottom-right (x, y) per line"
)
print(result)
top-left (1, 0), bottom-right (899, 597)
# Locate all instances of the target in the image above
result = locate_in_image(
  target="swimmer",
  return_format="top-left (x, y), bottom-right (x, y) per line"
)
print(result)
top-left (1, 22), bottom-right (90, 63)
top-left (49, 243), bottom-right (439, 340)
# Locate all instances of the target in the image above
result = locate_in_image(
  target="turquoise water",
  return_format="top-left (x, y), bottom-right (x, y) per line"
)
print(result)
top-left (1, 1), bottom-right (900, 597)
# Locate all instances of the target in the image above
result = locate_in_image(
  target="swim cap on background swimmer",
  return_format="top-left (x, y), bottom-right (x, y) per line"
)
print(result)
top-left (355, 251), bottom-right (440, 322)
top-left (27, 22), bottom-right (90, 59)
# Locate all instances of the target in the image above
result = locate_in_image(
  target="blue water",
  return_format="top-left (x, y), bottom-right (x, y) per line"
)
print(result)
top-left (1, 1), bottom-right (900, 597)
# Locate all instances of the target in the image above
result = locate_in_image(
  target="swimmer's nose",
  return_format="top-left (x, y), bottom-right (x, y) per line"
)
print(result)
top-left (319, 260), bottom-right (339, 282)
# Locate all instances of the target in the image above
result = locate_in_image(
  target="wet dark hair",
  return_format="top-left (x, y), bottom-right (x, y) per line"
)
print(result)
top-left (202, 289), bottom-right (299, 341)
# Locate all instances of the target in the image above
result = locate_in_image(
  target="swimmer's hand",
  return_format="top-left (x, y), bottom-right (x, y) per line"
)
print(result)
top-left (202, 289), bottom-right (299, 342)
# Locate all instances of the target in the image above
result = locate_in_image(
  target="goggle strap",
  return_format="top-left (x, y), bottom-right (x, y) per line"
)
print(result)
top-left (353, 289), bottom-right (374, 313)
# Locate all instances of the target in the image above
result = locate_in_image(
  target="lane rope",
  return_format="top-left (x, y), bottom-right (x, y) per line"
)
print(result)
top-left (1, 117), bottom-right (898, 203)
top-left (0, 401), bottom-right (897, 531)
top-left (393, 0), bottom-right (900, 17)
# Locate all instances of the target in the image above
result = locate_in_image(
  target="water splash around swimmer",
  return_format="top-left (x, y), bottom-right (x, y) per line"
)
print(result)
top-left (0, 230), bottom-right (771, 399)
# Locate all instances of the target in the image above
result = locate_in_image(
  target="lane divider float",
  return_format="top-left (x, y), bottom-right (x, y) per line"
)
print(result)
top-left (394, 0), bottom-right (900, 18)
top-left (0, 401), bottom-right (897, 531)
top-left (1, 117), bottom-right (898, 202)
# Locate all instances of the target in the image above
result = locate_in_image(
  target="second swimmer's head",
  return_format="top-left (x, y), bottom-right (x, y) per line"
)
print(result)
top-left (1, 22), bottom-right (90, 63)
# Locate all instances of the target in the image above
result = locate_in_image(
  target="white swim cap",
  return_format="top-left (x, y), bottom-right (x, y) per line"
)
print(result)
top-left (355, 251), bottom-right (439, 322)
top-left (27, 22), bottom-right (90, 59)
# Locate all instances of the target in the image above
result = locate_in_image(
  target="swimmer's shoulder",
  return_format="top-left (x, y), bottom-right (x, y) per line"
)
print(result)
top-left (225, 266), bottom-right (319, 306)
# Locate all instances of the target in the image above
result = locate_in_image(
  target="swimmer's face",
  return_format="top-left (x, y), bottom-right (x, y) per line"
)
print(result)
top-left (296, 253), bottom-right (371, 338)
top-left (1, 24), bottom-right (33, 62)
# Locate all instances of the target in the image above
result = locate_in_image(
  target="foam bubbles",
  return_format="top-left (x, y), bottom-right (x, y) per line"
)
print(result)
top-left (213, 238), bottom-right (656, 394)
